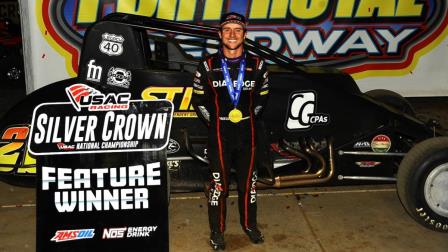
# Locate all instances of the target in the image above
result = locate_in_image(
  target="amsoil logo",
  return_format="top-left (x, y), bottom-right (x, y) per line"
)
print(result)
top-left (65, 84), bottom-right (130, 111)
top-left (50, 229), bottom-right (95, 242)
top-left (40, 0), bottom-right (448, 77)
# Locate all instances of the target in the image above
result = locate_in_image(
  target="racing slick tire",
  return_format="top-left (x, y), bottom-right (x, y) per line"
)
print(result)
top-left (397, 137), bottom-right (448, 232)
top-left (365, 89), bottom-right (416, 116)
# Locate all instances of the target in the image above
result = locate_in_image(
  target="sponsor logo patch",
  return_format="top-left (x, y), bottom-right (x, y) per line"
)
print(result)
top-left (167, 160), bottom-right (181, 171)
top-left (102, 227), bottom-right (127, 239)
top-left (210, 172), bottom-right (222, 206)
top-left (56, 143), bottom-right (75, 151)
top-left (353, 141), bottom-right (370, 149)
top-left (99, 33), bottom-right (124, 56)
top-left (355, 161), bottom-right (381, 168)
top-left (65, 84), bottom-right (130, 112)
top-left (250, 171), bottom-right (257, 203)
top-left (107, 67), bottom-right (132, 88)
top-left (212, 80), bottom-right (255, 89)
top-left (203, 61), bottom-right (209, 72)
top-left (86, 59), bottom-right (102, 82)
top-left (167, 139), bottom-right (180, 154)
top-left (51, 229), bottom-right (95, 242)
top-left (371, 135), bottom-right (391, 153)
top-left (102, 226), bottom-right (158, 239)
top-left (286, 91), bottom-right (329, 130)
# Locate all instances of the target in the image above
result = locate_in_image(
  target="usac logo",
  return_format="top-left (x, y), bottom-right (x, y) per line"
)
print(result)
top-left (65, 84), bottom-right (131, 112)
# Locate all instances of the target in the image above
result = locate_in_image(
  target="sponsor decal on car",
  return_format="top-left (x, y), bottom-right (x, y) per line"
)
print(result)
top-left (167, 139), bottom-right (180, 154)
top-left (102, 226), bottom-right (158, 239)
top-left (371, 135), bottom-right (391, 153)
top-left (107, 67), bottom-right (132, 88)
top-left (167, 160), bottom-right (181, 171)
top-left (50, 229), bottom-right (95, 242)
top-left (86, 59), bottom-right (102, 82)
top-left (355, 161), bottom-right (381, 168)
top-left (353, 141), bottom-right (371, 149)
top-left (285, 91), bottom-right (330, 130)
top-left (99, 33), bottom-right (124, 56)
top-left (141, 86), bottom-right (197, 118)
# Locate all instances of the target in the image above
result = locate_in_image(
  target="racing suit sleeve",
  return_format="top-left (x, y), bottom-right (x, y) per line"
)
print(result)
top-left (192, 60), bottom-right (211, 126)
top-left (253, 59), bottom-right (270, 118)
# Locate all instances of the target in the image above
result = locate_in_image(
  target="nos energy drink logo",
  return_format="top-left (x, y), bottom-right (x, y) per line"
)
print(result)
top-left (39, 0), bottom-right (447, 77)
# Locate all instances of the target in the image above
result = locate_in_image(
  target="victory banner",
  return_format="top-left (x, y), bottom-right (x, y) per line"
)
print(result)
top-left (31, 85), bottom-right (173, 251)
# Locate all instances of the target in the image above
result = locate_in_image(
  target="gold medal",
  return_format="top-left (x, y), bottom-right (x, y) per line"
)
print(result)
top-left (228, 108), bottom-right (243, 123)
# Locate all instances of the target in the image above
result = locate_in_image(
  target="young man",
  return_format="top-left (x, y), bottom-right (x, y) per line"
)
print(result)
top-left (192, 12), bottom-right (270, 250)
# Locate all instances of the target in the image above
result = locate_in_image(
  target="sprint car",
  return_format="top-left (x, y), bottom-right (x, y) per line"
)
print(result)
top-left (0, 13), bottom-right (447, 233)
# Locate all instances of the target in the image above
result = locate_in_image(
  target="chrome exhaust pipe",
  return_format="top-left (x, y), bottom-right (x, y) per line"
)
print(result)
top-left (258, 140), bottom-right (335, 188)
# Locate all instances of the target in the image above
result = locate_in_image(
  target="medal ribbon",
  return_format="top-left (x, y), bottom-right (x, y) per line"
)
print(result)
top-left (220, 55), bottom-right (246, 108)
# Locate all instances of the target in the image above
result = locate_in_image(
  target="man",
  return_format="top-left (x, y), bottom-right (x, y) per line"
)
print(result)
top-left (192, 12), bottom-right (270, 250)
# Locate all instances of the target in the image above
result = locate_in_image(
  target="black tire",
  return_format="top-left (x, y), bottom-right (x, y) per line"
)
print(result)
top-left (365, 89), bottom-right (416, 116)
top-left (397, 137), bottom-right (448, 232)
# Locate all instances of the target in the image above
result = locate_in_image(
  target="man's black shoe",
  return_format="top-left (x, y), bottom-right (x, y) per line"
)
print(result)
top-left (243, 228), bottom-right (264, 244)
top-left (210, 231), bottom-right (225, 250)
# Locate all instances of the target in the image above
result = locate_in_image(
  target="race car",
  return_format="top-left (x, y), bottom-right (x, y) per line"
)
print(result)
top-left (0, 13), bottom-right (447, 233)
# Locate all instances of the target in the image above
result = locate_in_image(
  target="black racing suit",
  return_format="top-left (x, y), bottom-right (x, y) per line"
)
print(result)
top-left (192, 51), bottom-right (269, 233)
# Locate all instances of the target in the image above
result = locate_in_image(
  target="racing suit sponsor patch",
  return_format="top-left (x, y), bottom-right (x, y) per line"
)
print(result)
top-left (203, 61), bottom-right (210, 72)
top-left (250, 171), bottom-right (257, 204)
top-left (210, 172), bottom-right (222, 206)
